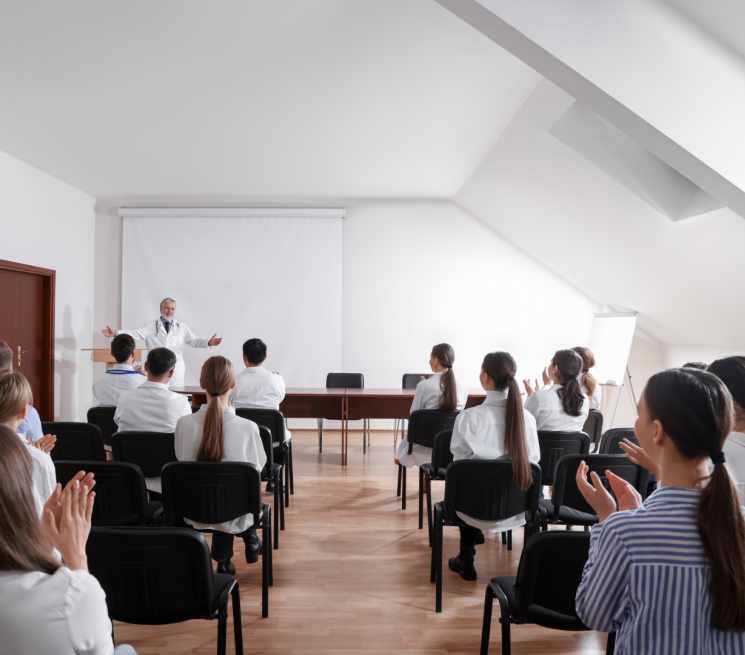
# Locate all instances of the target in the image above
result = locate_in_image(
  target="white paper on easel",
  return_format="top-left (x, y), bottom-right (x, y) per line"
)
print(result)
top-left (586, 312), bottom-right (637, 386)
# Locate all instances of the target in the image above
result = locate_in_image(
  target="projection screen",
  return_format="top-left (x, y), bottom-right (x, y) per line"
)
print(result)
top-left (121, 210), bottom-right (343, 389)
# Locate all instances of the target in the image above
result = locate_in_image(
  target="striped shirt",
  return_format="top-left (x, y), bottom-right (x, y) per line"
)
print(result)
top-left (576, 486), bottom-right (745, 654)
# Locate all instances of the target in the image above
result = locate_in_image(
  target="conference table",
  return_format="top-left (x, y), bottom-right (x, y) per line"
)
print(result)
top-left (170, 387), bottom-right (486, 465)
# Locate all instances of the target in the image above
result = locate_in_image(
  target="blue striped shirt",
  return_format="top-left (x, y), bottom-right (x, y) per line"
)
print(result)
top-left (576, 486), bottom-right (745, 654)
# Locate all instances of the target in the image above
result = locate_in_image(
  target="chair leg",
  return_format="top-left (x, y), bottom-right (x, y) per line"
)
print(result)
top-left (480, 586), bottom-right (495, 655)
top-left (418, 467), bottom-right (424, 530)
top-left (402, 465), bottom-right (406, 510)
top-left (494, 586), bottom-right (512, 655)
top-left (273, 469), bottom-right (281, 548)
top-left (288, 442), bottom-right (294, 496)
top-left (606, 631), bottom-right (616, 655)
top-left (318, 418), bottom-right (323, 453)
top-left (217, 594), bottom-right (228, 655)
top-left (284, 447), bottom-right (291, 508)
top-left (501, 531), bottom-right (506, 545)
top-left (261, 506), bottom-right (271, 618)
top-left (507, 529), bottom-right (512, 551)
top-left (435, 505), bottom-right (443, 613)
top-left (397, 464), bottom-right (402, 497)
top-left (231, 584), bottom-right (244, 655)
top-left (363, 419), bottom-right (367, 455)
top-left (426, 476), bottom-right (433, 547)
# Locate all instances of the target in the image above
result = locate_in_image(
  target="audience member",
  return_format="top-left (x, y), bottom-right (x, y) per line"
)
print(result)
top-left (92, 334), bottom-right (145, 406)
top-left (572, 346), bottom-right (601, 410)
top-left (0, 426), bottom-right (137, 654)
top-left (175, 356), bottom-right (267, 575)
top-left (0, 340), bottom-right (47, 444)
top-left (397, 343), bottom-right (468, 468)
top-left (448, 352), bottom-right (539, 580)
top-left (683, 361), bottom-right (708, 370)
top-left (576, 368), bottom-right (745, 652)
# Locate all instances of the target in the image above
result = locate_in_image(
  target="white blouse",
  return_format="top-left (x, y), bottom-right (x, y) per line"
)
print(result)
top-left (581, 379), bottom-right (602, 411)
top-left (0, 567), bottom-right (115, 655)
top-left (25, 441), bottom-right (56, 519)
top-left (451, 390), bottom-right (540, 532)
top-left (724, 431), bottom-right (745, 501)
top-left (92, 363), bottom-right (145, 406)
top-left (175, 405), bottom-right (267, 534)
top-left (524, 384), bottom-right (589, 432)
top-left (397, 372), bottom-right (469, 468)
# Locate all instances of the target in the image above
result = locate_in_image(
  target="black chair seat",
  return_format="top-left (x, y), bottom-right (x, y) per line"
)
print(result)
top-left (539, 499), bottom-right (597, 526)
top-left (490, 576), bottom-right (589, 631)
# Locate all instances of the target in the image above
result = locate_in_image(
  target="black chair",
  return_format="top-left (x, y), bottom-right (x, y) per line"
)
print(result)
top-left (480, 531), bottom-right (598, 655)
top-left (255, 425), bottom-right (284, 547)
top-left (540, 454), bottom-right (649, 531)
top-left (431, 461), bottom-right (542, 612)
top-left (42, 422), bottom-right (106, 462)
top-left (398, 409), bottom-right (460, 511)
top-left (54, 460), bottom-right (161, 526)
top-left (421, 429), bottom-right (454, 546)
top-left (394, 373), bottom-right (433, 472)
top-left (537, 431), bottom-right (591, 488)
top-left (111, 431), bottom-right (177, 479)
top-left (191, 405), bottom-right (201, 413)
top-left (86, 406), bottom-right (118, 449)
top-left (87, 527), bottom-right (244, 654)
top-left (235, 407), bottom-right (294, 508)
top-left (583, 409), bottom-right (604, 451)
top-left (319, 373), bottom-right (367, 454)
top-left (599, 427), bottom-right (638, 454)
top-left (161, 461), bottom-right (272, 618)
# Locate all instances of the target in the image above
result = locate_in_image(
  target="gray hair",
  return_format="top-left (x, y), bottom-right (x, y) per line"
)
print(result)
top-left (160, 297), bottom-right (177, 311)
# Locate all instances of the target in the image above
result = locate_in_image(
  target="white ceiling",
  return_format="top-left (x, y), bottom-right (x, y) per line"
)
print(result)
top-left (663, 0), bottom-right (745, 61)
top-left (0, 0), bottom-right (537, 198)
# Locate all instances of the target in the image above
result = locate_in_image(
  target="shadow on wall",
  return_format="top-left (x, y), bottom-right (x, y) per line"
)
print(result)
top-left (54, 304), bottom-right (93, 421)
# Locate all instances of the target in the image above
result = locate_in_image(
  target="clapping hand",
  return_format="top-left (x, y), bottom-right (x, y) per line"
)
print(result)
top-left (43, 476), bottom-right (95, 571)
top-left (619, 439), bottom-right (661, 479)
top-left (419, 375), bottom-right (434, 382)
top-left (576, 462), bottom-right (642, 522)
top-left (28, 434), bottom-right (56, 453)
top-left (522, 379), bottom-right (539, 397)
top-left (208, 334), bottom-right (222, 346)
top-left (542, 367), bottom-right (551, 387)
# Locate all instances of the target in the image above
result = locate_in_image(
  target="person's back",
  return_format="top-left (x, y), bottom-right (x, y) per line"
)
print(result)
top-left (92, 334), bottom-right (145, 406)
top-left (231, 337), bottom-right (285, 410)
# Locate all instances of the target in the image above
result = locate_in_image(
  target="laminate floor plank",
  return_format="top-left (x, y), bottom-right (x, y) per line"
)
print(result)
top-left (114, 430), bottom-right (606, 654)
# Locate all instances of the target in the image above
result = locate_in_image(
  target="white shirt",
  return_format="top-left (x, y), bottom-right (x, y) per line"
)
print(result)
top-left (116, 319), bottom-right (211, 385)
top-left (175, 405), bottom-right (267, 534)
top-left (92, 363), bottom-right (146, 406)
top-left (0, 567), bottom-right (114, 655)
top-left (724, 431), bottom-right (745, 501)
top-left (23, 439), bottom-right (56, 519)
top-left (230, 366), bottom-right (291, 445)
top-left (524, 384), bottom-right (589, 432)
top-left (114, 381), bottom-right (192, 493)
top-left (451, 390), bottom-right (541, 532)
top-left (397, 371), bottom-right (469, 468)
top-left (581, 379), bottom-right (602, 411)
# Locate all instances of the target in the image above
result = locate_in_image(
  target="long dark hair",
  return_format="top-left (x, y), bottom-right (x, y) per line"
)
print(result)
top-left (197, 356), bottom-right (236, 462)
top-left (644, 368), bottom-right (745, 631)
top-left (0, 426), bottom-right (60, 575)
top-left (707, 356), bottom-right (745, 425)
top-left (483, 352), bottom-right (531, 490)
top-left (572, 346), bottom-right (597, 400)
top-left (432, 343), bottom-right (457, 411)
top-left (552, 349), bottom-right (585, 417)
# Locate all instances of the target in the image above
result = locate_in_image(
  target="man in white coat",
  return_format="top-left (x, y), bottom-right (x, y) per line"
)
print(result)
top-left (101, 297), bottom-right (222, 388)
top-left (115, 347), bottom-right (192, 498)
top-left (92, 333), bottom-right (146, 405)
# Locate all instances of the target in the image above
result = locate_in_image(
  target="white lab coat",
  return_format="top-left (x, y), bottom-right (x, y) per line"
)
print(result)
top-left (175, 405), bottom-right (267, 534)
top-left (724, 431), bottom-right (745, 501)
top-left (92, 363), bottom-right (146, 406)
top-left (581, 379), bottom-right (602, 411)
top-left (116, 319), bottom-right (211, 387)
top-left (230, 366), bottom-right (291, 445)
top-left (450, 390), bottom-right (541, 532)
top-left (397, 372), bottom-right (469, 468)
top-left (524, 384), bottom-right (589, 432)
top-left (114, 381), bottom-right (192, 493)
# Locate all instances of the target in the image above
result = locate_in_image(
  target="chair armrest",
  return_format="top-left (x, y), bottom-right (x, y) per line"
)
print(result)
top-left (437, 468), bottom-right (448, 479)
top-left (421, 463), bottom-right (435, 480)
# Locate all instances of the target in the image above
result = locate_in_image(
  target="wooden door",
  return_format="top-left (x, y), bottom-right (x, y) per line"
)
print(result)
top-left (0, 260), bottom-right (55, 420)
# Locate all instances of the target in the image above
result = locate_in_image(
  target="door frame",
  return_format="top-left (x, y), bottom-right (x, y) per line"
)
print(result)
top-left (0, 259), bottom-right (55, 420)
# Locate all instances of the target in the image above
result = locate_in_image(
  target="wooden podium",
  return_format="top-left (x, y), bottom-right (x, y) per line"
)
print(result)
top-left (82, 348), bottom-right (145, 370)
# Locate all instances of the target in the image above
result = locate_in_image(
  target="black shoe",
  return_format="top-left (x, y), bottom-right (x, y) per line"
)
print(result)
top-left (265, 481), bottom-right (275, 493)
top-left (245, 529), bottom-right (263, 564)
top-left (448, 549), bottom-right (477, 581)
top-left (216, 560), bottom-right (236, 575)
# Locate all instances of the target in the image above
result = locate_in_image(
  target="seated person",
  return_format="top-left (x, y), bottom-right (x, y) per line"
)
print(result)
top-left (0, 425), bottom-right (138, 655)
top-left (115, 347), bottom-right (191, 497)
top-left (175, 356), bottom-right (267, 574)
top-left (0, 340), bottom-right (46, 444)
top-left (397, 343), bottom-right (469, 468)
top-left (448, 352), bottom-right (539, 580)
top-left (230, 338), bottom-right (291, 447)
top-left (92, 333), bottom-right (145, 406)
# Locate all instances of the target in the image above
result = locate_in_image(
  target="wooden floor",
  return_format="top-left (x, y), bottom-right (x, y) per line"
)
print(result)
top-left (115, 430), bottom-right (608, 654)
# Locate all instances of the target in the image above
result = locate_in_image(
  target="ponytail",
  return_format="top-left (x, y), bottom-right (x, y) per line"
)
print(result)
top-left (483, 352), bottom-right (531, 490)
top-left (196, 356), bottom-right (235, 463)
top-left (645, 368), bottom-right (745, 631)
top-left (552, 349), bottom-right (585, 417)
top-left (432, 343), bottom-right (457, 411)
top-left (572, 346), bottom-right (597, 400)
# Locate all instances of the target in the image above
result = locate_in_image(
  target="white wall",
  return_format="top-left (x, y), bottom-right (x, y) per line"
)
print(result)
top-left (663, 345), bottom-right (744, 369)
top-left (0, 150), bottom-right (95, 421)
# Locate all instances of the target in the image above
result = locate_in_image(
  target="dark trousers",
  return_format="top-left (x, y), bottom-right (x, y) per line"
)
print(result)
top-left (210, 528), bottom-right (255, 562)
top-left (459, 525), bottom-right (484, 550)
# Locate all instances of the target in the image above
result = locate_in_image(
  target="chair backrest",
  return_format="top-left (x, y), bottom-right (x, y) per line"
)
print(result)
top-left (111, 432), bottom-right (177, 478)
top-left (190, 405), bottom-right (201, 413)
top-left (537, 431), bottom-right (591, 486)
top-left (513, 531), bottom-right (591, 625)
top-left (86, 526), bottom-right (215, 623)
top-left (443, 460), bottom-right (541, 524)
top-left (599, 427), bottom-right (638, 454)
top-left (86, 406), bottom-right (118, 448)
top-left (326, 373), bottom-right (363, 389)
top-left (582, 409), bottom-right (604, 448)
top-left (161, 461), bottom-right (262, 527)
top-left (54, 460), bottom-right (148, 526)
top-left (431, 429), bottom-right (454, 472)
top-left (407, 409), bottom-right (460, 452)
top-left (257, 425), bottom-right (274, 480)
top-left (552, 454), bottom-right (650, 518)
top-left (235, 408), bottom-right (286, 446)
top-left (42, 422), bottom-right (106, 462)
top-left (402, 374), bottom-right (431, 389)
